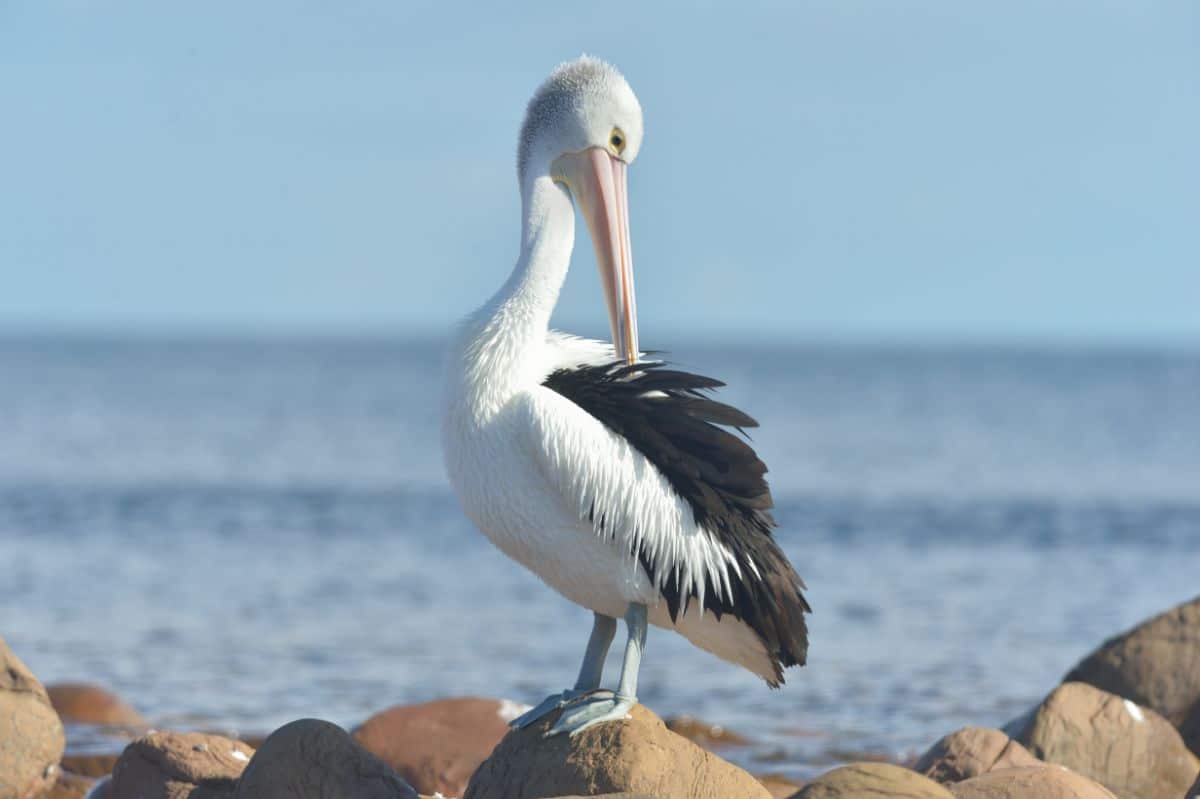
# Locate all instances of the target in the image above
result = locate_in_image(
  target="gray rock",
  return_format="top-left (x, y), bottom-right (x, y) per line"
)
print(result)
top-left (914, 727), bottom-right (1042, 783)
top-left (1065, 595), bottom-right (1200, 756)
top-left (233, 719), bottom-right (416, 799)
top-left (1007, 682), bottom-right (1198, 799)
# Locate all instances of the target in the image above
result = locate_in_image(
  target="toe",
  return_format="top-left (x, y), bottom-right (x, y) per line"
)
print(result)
top-left (509, 691), bottom-right (569, 729)
top-left (568, 698), bottom-right (634, 737)
top-left (544, 696), bottom-right (635, 737)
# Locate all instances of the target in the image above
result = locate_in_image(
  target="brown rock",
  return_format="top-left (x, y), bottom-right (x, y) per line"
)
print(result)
top-left (664, 714), bottom-right (749, 747)
top-left (0, 635), bottom-right (66, 799)
top-left (59, 755), bottom-right (120, 779)
top-left (47, 771), bottom-right (96, 799)
top-left (46, 684), bottom-right (147, 728)
top-left (352, 697), bottom-right (512, 797)
top-left (915, 727), bottom-right (1042, 783)
top-left (1008, 681), bottom-right (1199, 799)
top-left (1065, 595), bottom-right (1200, 755)
top-left (108, 731), bottom-right (253, 799)
top-left (233, 718), bottom-right (416, 799)
top-left (1188, 773), bottom-right (1200, 799)
top-left (949, 766), bottom-right (1118, 798)
top-left (464, 703), bottom-right (772, 799)
top-left (757, 773), bottom-right (805, 798)
top-left (794, 762), bottom-right (954, 798)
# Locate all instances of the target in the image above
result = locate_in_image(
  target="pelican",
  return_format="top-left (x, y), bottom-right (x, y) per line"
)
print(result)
top-left (442, 56), bottom-right (810, 737)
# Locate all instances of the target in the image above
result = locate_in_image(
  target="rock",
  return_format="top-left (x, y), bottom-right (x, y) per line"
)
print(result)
top-left (1189, 773), bottom-right (1200, 799)
top-left (757, 773), bottom-right (805, 798)
top-left (352, 697), bottom-right (513, 797)
top-left (1187, 706), bottom-right (1200, 762)
top-left (0, 635), bottom-right (66, 799)
top-left (949, 766), bottom-right (1118, 798)
top-left (108, 731), bottom-right (253, 799)
top-left (60, 755), bottom-right (120, 779)
top-left (1065, 595), bottom-right (1200, 754)
top-left (915, 727), bottom-right (1042, 783)
top-left (234, 718), bottom-right (416, 799)
top-left (793, 762), bottom-right (954, 798)
top-left (1007, 681), bottom-right (1198, 799)
top-left (464, 703), bottom-right (772, 799)
top-left (664, 714), bottom-right (749, 748)
top-left (84, 776), bottom-right (110, 799)
top-left (46, 684), bottom-right (147, 728)
top-left (47, 771), bottom-right (97, 799)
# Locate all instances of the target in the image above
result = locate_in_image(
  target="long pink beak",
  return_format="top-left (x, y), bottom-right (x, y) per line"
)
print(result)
top-left (555, 148), bottom-right (639, 365)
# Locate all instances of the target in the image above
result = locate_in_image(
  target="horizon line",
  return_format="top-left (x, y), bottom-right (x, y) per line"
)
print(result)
top-left (1, 321), bottom-right (1197, 355)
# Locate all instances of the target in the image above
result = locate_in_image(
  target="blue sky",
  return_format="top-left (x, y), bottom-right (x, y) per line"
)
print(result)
top-left (2, 1), bottom-right (1197, 344)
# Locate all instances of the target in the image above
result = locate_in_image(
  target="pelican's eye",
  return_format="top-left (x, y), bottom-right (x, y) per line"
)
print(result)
top-left (609, 128), bottom-right (626, 155)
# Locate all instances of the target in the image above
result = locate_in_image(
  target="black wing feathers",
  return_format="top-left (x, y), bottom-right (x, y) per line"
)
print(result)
top-left (542, 359), bottom-right (810, 684)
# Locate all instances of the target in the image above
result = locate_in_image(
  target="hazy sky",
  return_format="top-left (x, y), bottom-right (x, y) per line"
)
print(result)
top-left (2, 1), bottom-right (1197, 344)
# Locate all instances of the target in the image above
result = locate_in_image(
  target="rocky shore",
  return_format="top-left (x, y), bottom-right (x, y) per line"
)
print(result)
top-left (2, 595), bottom-right (1197, 799)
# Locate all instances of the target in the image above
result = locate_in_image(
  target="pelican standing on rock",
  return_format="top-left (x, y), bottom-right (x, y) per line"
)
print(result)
top-left (442, 56), bottom-right (810, 737)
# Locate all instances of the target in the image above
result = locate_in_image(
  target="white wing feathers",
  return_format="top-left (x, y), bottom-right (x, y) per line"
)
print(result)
top-left (519, 380), bottom-right (745, 614)
top-left (542, 331), bottom-right (621, 372)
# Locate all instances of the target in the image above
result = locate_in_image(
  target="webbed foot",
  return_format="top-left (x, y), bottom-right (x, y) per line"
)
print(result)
top-left (509, 689), bottom-right (611, 729)
top-left (544, 692), bottom-right (635, 737)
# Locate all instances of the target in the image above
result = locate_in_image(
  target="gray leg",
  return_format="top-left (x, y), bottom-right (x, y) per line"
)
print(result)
top-left (546, 603), bottom-right (646, 737)
top-left (509, 612), bottom-right (617, 729)
top-left (574, 612), bottom-right (618, 691)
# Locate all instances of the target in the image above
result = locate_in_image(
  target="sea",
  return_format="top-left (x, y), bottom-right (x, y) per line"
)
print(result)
top-left (1, 335), bottom-right (1197, 781)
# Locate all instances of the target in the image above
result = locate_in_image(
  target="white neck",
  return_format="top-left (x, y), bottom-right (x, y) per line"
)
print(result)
top-left (448, 172), bottom-right (575, 413)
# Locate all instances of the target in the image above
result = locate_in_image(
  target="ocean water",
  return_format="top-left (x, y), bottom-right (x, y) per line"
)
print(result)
top-left (1, 336), bottom-right (1198, 780)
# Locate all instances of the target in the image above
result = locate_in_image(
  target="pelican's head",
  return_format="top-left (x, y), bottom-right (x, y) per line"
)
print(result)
top-left (519, 56), bottom-right (644, 364)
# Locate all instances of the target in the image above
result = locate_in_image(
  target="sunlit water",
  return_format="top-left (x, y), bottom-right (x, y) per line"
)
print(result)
top-left (2, 336), bottom-right (1198, 780)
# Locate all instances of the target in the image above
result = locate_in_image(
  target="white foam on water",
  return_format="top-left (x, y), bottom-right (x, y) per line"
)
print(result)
top-left (231, 749), bottom-right (250, 762)
top-left (496, 698), bottom-right (532, 723)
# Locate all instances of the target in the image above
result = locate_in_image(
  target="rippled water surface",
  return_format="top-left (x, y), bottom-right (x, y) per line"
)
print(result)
top-left (2, 336), bottom-right (1198, 780)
